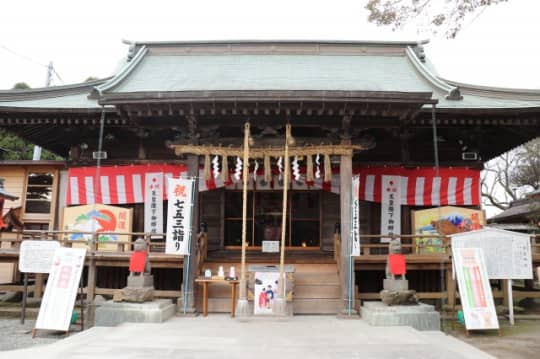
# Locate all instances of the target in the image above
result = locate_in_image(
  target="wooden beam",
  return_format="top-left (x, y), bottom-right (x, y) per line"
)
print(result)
top-left (170, 143), bottom-right (364, 157)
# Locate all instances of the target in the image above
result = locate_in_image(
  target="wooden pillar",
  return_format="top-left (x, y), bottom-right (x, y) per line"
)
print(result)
top-left (180, 154), bottom-right (199, 313)
top-left (339, 150), bottom-right (356, 314)
top-left (33, 273), bottom-right (44, 299)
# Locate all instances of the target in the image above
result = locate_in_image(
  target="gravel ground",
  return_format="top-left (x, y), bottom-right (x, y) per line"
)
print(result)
top-left (0, 319), bottom-right (71, 351)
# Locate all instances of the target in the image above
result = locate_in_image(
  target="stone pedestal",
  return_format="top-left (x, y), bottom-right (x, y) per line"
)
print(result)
top-left (119, 274), bottom-right (155, 302)
top-left (361, 301), bottom-right (440, 331)
top-left (380, 279), bottom-right (418, 306)
top-left (95, 299), bottom-right (176, 327)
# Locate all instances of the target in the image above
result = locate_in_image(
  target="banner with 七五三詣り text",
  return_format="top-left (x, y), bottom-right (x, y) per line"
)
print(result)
top-left (166, 177), bottom-right (195, 255)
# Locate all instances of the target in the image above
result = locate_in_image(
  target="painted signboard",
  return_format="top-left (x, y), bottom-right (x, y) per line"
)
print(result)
top-left (166, 177), bottom-right (195, 255)
top-left (62, 204), bottom-right (133, 251)
top-left (19, 240), bottom-right (60, 273)
top-left (452, 247), bottom-right (499, 330)
top-left (35, 247), bottom-right (86, 332)
top-left (412, 206), bottom-right (485, 253)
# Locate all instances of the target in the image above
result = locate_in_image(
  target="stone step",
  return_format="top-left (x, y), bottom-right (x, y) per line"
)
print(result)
top-left (293, 298), bottom-right (340, 314)
top-left (294, 285), bottom-right (340, 299)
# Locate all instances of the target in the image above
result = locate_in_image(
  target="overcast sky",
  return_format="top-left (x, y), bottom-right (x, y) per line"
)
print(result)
top-left (1, 0), bottom-right (539, 90)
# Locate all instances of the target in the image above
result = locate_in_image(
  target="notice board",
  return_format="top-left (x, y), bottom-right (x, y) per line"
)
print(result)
top-left (35, 247), bottom-right (86, 332)
top-left (19, 240), bottom-right (60, 274)
top-left (452, 247), bottom-right (499, 330)
top-left (451, 228), bottom-right (532, 279)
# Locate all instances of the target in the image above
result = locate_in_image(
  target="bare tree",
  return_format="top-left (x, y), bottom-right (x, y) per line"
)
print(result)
top-left (366, 0), bottom-right (508, 38)
top-left (482, 137), bottom-right (540, 210)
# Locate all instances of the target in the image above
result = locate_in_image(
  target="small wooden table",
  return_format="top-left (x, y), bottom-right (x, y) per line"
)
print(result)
top-left (195, 277), bottom-right (239, 317)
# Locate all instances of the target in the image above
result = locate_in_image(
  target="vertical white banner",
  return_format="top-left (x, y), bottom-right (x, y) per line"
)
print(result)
top-left (166, 177), bottom-right (195, 255)
top-left (380, 175), bottom-right (401, 243)
top-left (351, 176), bottom-right (361, 256)
top-left (35, 247), bottom-right (86, 332)
top-left (144, 172), bottom-right (163, 236)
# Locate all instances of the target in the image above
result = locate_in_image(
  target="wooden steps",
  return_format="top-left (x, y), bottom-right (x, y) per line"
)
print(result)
top-left (195, 261), bottom-right (341, 315)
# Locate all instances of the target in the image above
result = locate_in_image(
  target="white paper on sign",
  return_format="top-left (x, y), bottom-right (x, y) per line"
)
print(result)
top-left (19, 240), bottom-right (60, 273)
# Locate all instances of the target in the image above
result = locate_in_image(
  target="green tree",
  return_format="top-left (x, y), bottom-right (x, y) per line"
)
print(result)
top-left (1, 82), bottom-right (63, 160)
top-left (366, 0), bottom-right (508, 38)
top-left (12, 82), bottom-right (31, 90)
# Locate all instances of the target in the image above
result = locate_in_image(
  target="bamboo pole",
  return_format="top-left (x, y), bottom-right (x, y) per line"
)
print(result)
top-left (274, 124), bottom-right (291, 315)
top-left (236, 122), bottom-right (251, 317)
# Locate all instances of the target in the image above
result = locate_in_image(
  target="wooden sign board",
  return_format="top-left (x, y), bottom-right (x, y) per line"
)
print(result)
top-left (19, 240), bottom-right (60, 273)
top-left (35, 247), bottom-right (86, 332)
top-left (452, 247), bottom-right (499, 331)
top-left (62, 204), bottom-right (132, 251)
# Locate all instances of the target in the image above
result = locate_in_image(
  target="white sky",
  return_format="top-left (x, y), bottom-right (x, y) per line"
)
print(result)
top-left (1, 0), bottom-right (539, 89)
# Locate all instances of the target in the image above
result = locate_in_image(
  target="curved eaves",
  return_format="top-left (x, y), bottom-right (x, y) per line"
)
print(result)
top-left (405, 46), bottom-right (462, 101)
top-left (92, 46), bottom-right (149, 97)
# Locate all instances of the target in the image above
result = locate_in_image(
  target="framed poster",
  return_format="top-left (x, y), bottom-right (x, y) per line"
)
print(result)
top-left (62, 204), bottom-right (132, 251)
top-left (452, 247), bottom-right (499, 330)
top-left (35, 247), bottom-right (86, 332)
top-left (412, 206), bottom-right (485, 253)
top-left (254, 271), bottom-right (280, 315)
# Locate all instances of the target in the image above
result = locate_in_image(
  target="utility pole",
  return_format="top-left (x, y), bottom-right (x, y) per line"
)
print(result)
top-left (33, 61), bottom-right (54, 161)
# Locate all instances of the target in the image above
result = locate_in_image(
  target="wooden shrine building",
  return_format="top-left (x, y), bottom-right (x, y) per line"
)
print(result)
top-left (1, 40), bottom-right (540, 314)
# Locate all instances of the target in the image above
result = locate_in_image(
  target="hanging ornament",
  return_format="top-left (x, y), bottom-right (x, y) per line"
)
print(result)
top-left (222, 155), bottom-right (229, 184)
top-left (324, 154), bottom-right (332, 182)
top-left (234, 156), bottom-right (243, 181)
top-left (306, 154), bottom-right (314, 183)
top-left (292, 156), bottom-right (301, 182)
top-left (204, 154), bottom-right (212, 181)
top-left (253, 159), bottom-right (259, 181)
top-left (315, 154), bottom-right (321, 179)
top-left (277, 156), bottom-right (283, 180)
top-left (212, 155), bottom-right (220, 179)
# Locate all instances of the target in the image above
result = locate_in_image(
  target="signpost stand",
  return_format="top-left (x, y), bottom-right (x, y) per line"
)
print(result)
top-left (507, 279), bottom-right (514, 326)
top-left (21, 273), bottom-right (28, 324)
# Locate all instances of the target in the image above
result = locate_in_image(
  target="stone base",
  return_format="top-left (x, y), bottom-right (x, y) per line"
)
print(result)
top-left (120, 286), bottom-right (154, 302)
top-left (380, 289), bottom-right (418, 306)
top-left (95, 299), bottom-right (175, 327)
top-left (361, 301), bottom-right (440, 331)
top-left (127, 274), bottom-right (154, 287)
top-left (383, 279), bottom-right (408, 291)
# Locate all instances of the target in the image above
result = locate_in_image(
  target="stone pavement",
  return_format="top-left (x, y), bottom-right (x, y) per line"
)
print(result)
top-left (2, 315), bottom-right (495, 359)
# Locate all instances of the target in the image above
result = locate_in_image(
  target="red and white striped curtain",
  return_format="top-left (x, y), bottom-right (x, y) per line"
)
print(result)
top-left (354, 167), bottom-right (481, 206)
top-left (67, 165), bottom-right (480, 207)
top-left (67, 164), bottom-right (188, 205)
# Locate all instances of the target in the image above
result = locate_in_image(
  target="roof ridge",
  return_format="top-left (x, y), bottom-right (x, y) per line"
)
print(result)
top-left (122, 39), bottom-right (430, 47)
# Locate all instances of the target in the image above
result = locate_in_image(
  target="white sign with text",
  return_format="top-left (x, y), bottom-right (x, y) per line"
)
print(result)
top-left (19, 240), bottom-right (61, 273)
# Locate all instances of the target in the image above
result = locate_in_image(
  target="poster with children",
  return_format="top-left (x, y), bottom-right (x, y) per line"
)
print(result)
top-left (254, 271), bottom-right (280, 315)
